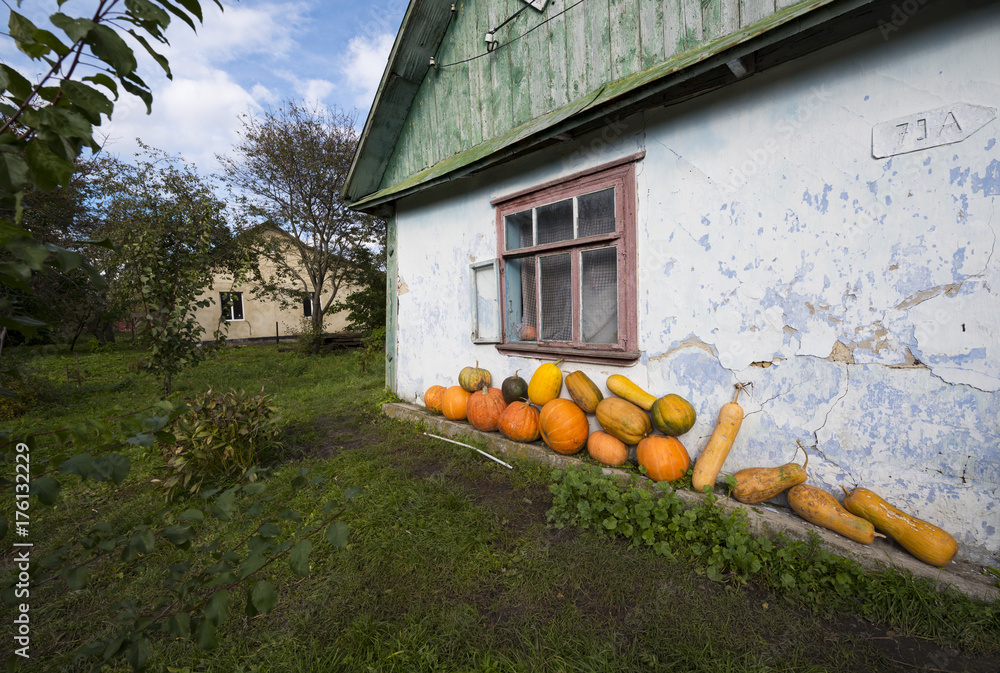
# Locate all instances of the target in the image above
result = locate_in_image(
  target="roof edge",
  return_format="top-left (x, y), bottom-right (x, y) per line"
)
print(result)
top-left (347, 0), bottom-right (881, 213)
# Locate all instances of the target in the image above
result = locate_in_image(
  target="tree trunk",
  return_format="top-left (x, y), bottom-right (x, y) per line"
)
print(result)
top-left (69, 321), bottom-right (87, 352)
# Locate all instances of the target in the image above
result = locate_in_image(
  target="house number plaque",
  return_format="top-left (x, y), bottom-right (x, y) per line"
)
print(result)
top-left (872, 103), bottom-right (996, 158)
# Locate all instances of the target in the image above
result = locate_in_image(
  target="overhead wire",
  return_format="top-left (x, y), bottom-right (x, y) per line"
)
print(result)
top-left (437, 0), bottom-right (588, 69)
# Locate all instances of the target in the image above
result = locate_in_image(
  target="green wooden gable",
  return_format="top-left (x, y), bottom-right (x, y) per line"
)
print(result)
top-left (345, 0), bottom-right (881, 212)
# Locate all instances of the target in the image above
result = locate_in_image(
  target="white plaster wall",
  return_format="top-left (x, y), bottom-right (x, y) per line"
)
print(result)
top-left (392, 2), bottom-right (1000, 562)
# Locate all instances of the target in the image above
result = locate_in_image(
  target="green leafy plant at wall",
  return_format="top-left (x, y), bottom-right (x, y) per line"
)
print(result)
top-left (548, 465), bottom-right (1000, 649)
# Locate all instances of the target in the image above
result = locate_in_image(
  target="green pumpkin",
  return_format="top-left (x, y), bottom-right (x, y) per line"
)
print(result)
top-left (501, 370), bottom-right (529, 404)
top-left (650, 394), bottom-right (696, 436)
top-left (458, 361), bottom-right (492, 393)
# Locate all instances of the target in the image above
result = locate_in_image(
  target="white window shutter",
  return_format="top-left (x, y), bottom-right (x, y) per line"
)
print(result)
top-left (470, 259), bottom-right (501, 343)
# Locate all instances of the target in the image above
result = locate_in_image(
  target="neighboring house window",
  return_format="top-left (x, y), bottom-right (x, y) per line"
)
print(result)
top-left (303, 295), bottom-right (313, 318)
top-left (492, 154), bottom-right (641, 362)
top-left (220, 292), bottom-right (244, 321)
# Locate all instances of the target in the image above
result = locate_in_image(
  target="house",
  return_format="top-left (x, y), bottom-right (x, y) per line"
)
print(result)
top-left (344, 0), bottom-right (1000, 564)
top-left (193, 226), bottom-right (354, 342)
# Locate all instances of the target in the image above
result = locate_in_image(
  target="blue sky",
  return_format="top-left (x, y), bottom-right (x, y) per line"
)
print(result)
top-left (3, 0), bottom-right (409, 172)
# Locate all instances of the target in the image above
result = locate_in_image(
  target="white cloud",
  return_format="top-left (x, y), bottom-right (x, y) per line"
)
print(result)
top-left (162, 1), bottom-right (308, 67)
top-left (13, 1), bottom-right (401, 172)
top-left (99, 69), bottom-right (260, 172)
top-left (297, 79), bottom-right (337, 109)
top-left (340, 33), bottom-right (395, 111)
top-left (95, 1), bottom-right (314, 171)
top-left (251, 84), bottom-right (280, 106)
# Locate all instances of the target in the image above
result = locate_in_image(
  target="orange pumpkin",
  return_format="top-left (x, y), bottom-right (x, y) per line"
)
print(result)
top-left (498, 401), bottom-right (540, 442)
top-left (441, 386), bottom-right (473, 421)
top-left (587, 430), bottom-right (628, 467)
top-left (424, 385), bottom-right (446, 413)
top-left (637, 435), bottom-right (690, 482)
top-left (538, 398), bottom-right (589, 455)
top-left (466, 386), bottom-right (507, 432)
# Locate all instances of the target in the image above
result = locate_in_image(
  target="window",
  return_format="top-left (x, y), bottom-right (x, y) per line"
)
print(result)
top-left (492, 154), bottom-right (640, 362)
top-left (303, 295), bottom-right (313, 318)
top-left (220, 291), bottom-right (244, 321)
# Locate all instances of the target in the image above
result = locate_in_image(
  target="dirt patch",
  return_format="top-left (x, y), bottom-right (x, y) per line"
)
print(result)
top-left (283, 411), bottom-right (387, 460)
top-left (448, 472), bottom-right (553, 536)
top-left (828, 616), bottom-right (1000, 673)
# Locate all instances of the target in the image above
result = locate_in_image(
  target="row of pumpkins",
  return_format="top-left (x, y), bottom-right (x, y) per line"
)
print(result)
top-left (423, 360), bottom-right (959, 568)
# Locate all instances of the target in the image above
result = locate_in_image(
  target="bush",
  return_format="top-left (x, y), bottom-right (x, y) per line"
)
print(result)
top-left (0, 366), bottom-right (59, 420)
top-left (159, 388), bottom-right (283, 500)
top-left (357, 326), bottom-right (386, 373)
top-left (291, 317), bottom-right (327, 355)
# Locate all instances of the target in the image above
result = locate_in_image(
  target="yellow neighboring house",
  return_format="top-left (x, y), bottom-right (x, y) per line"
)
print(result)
top-left (193, 226), bottom-right (354, 343)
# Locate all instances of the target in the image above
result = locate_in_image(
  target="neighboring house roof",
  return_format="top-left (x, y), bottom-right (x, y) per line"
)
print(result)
top-left (345, 0), bottom-right (890, 214)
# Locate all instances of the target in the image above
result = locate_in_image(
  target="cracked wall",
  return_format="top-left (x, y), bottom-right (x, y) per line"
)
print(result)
top-left (391, 4), bottom-right (1000, 562)
top-left (634, 3), bottom-right (1000, 562)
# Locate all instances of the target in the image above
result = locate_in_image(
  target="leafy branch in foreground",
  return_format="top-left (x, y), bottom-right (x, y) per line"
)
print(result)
top-left (1, 0), bottom-right (220, 362)
top-left (2, 455), bottom-right (360, 671)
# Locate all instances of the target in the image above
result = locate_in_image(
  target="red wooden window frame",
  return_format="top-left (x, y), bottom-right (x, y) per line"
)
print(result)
top-left (492, 153), bottom-right (642, 364)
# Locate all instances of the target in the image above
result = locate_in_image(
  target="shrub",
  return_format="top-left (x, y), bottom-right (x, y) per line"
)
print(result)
top-left (357, 326), bottom-right (386, 373)
top-left (0, 366), bottom-right (59, 420)
top-left (159, 388), bottom-right (283, 500)
top-left (291, 317), bottom-right (327, 355)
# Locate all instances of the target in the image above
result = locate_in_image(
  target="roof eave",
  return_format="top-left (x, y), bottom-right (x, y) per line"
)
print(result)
top-left (346, 0), bottom-right (886, 214)
top-left (344, 0), bottom-right (454, 203)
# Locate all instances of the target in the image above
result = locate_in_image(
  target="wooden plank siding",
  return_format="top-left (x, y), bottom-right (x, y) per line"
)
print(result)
top-left (376, 0), bottom-right (822, 193)
top-left (610, 0), bottom-right (643, 82)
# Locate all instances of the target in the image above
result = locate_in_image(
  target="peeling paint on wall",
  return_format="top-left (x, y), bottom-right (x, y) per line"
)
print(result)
top-left (391, 6), bottom-right (1000, 563)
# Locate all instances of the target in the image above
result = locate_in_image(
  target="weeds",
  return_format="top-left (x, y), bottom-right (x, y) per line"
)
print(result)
top-left (547, 464), bottom-right (1000, 650)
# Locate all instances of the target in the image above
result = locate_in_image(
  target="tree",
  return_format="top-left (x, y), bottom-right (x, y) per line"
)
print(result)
top-left (1, 8), bottom-right (357, 671)
top-left (0, 1), bottom-right (222, 353)
top-left (94, 145), bottom-right (237, 393)
top-left (219, 102), bottom-right (384, 342)
top-left (2, 157), bottom-right (125, 348)
top-left (331, 235), bottom-right (387, 333)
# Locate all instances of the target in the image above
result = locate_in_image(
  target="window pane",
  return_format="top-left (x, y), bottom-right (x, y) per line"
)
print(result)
top-left (505, 257), bottom-right (537, 341)
top-left (231, 292), bottom-right (244, 320)
top-left (303, 296), bottom-right (312, 317)
top-left (539, 253), bottom-right (572, 341)
top-left (505, 210), bottom-right (533, 250)
top-left (536, 199), bottom-right (574, 245)
top-left (578, 188), bottom-right (615, 238)
top-left (581, 247), bottom-right (617, 344)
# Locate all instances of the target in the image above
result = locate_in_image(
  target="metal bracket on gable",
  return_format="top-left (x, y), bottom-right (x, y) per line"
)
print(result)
top-left (726, 54), bottom-right (756, 80)
top-left (519, 0), bottom-right (549, 11)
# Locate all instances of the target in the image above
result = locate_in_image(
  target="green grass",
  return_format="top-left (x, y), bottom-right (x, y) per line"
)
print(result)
top-left (1, 343), bottom-right (998, 673)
